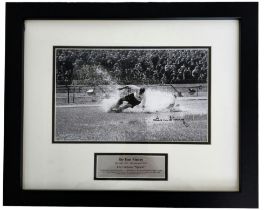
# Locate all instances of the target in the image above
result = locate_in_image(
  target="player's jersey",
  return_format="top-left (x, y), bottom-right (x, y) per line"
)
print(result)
top-left (134, 91), bottom-right (144, 101)
top-left (126, 85), bottom-right (146, 105)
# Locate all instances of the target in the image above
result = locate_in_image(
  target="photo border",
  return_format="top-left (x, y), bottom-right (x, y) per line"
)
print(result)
top-left (52, 46), bottom-right (211, 144)
top-left (4, 2), bottom-right (258, 207)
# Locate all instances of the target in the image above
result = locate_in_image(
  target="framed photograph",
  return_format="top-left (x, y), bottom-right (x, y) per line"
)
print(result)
top-left (54, 46), bottom-right (210, 144)
top-left (4, 2), bottom-right (258, 207)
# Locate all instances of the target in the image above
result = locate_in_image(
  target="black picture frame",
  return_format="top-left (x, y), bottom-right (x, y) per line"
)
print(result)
top-left (4, 2), bottom-right (258, 207)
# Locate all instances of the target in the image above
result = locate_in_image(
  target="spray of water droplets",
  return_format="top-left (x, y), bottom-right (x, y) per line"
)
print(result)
top-left (95, 66), bottom-right (183, 113)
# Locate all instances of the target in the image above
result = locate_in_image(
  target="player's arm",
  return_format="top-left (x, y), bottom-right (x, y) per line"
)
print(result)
top-left (142, 94), bottom-right (146, 108)
top-left (118, 86), bottom-right (129, 90)
top-left (118, 85), bottom-right (140, 91)
top-left (126, 85), bottom-right (140, 90)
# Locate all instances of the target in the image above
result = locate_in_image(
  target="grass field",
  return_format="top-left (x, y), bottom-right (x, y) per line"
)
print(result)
top-left (55, 98), bottom-right (208, 143)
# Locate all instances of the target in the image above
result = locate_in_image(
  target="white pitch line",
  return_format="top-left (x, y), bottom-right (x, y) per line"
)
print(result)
top-left (56, 104), bottom-right (101, 108)
top-left (56, 97), bottom-right (207, 108)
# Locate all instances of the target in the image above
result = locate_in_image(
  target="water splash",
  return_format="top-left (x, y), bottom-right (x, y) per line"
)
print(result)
top-left (100, 89), bottom-right (120, 112)
top-left (94, 66), bottom-right (121, 111)
top-left (100, 88), bottom-right (178, 113)
top-left (95, 66), bottom-right (117, 85)
top-left (143, 89), bottom-right (175, 112)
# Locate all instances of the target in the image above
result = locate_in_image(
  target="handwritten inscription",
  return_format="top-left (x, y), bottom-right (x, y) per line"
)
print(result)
top-left (153, 115), bottom-right (190, 127)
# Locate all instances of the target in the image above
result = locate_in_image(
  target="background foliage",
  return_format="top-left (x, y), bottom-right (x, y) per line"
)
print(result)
top-left (56, 48), bottom-right (209, 86)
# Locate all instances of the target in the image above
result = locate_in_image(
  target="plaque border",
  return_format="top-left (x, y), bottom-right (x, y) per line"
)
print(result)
top-left (4, 2), bottom-right (258, 208)
top-left (94, 153), bottom-right (168, 181)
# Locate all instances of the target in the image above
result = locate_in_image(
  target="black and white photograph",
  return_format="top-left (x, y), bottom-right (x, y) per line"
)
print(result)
top-left (54, 47), bottom-right (210, 143)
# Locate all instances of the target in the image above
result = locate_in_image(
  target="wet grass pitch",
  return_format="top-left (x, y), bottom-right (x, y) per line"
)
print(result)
top-left (55, 100), bottom-right (208, 142)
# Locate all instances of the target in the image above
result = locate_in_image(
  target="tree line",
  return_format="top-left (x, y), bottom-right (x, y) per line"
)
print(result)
top-left (56, 48), bottom-right (209, 86)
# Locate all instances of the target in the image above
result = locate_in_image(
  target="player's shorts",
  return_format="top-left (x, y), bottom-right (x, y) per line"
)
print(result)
top-left (124, 93), bottom-right (141, 107)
